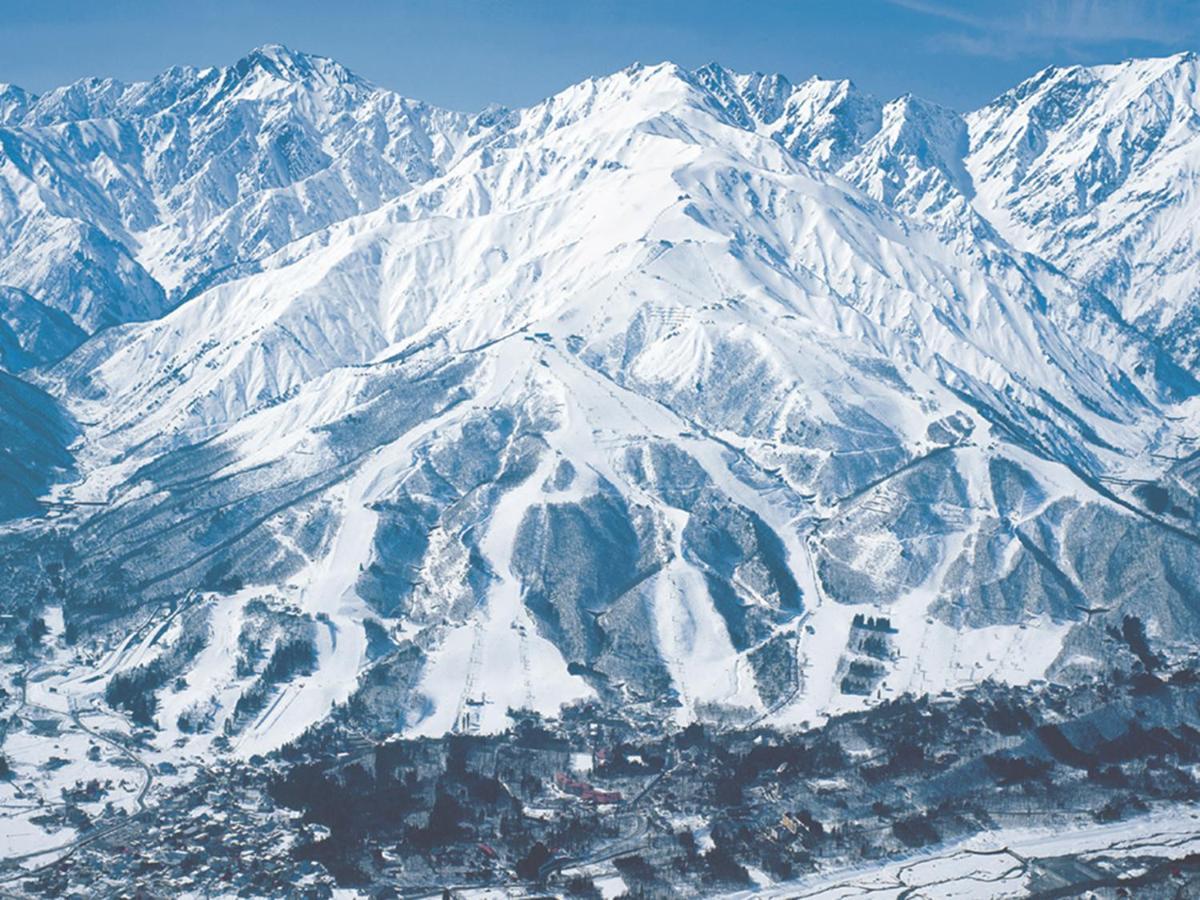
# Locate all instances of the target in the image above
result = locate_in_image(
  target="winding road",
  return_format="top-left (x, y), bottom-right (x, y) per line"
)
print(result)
top-left (0, 658), bottom-right (157, 881)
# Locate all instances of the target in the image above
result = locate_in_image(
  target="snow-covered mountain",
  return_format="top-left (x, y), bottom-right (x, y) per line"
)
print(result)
top-left (0, 44), bottom-right (469, 337)
top-left (968, 51), bottom-right (1200, 368)
top-left (4, 47), bottom-right (1200, 759)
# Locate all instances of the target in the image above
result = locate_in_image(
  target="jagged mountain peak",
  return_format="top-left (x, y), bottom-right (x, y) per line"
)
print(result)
top-left (0, 43), bottom-right (476, 332)
top-left (172, 43), bottom-right (385, 119)
top-left (966, 49), bottom-right (1200, 364)
top-left (577, 59), bottom-right (696, 100)
top-left (687, 61), bottom-right (871, 129)
top-left (21, 75), bottom-right (129, 125)
top-left (9, 44), bottom-right (382, 129)
top-left (691, 62), bottom-right (795, 126)
top-left (1083, 48), bottom-right (1198, 93)
top-left (772, 76), bottom-right (882, 169)
top-left (970, 49), bottom-right (1200, 162)
top-left (0, 82), bottom-right (35, 123)
top-left (473, 59), bottom-right (711, 147)
top-left (242, 41), bottom-right (315, 67)
top-left (839, 92), bottom-right (974, 217)
top-left (657, 64), bottom-right (971, 212)
top-left (226, 42), bottom-right (370, 94)
top-left (875, 94), bottom-right (970, 167)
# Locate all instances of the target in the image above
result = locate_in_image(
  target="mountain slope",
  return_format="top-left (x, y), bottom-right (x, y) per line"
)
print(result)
top-left (967, 51), bottom-right (1200, 369)
top-left (1, 48), bottom-right (1199, 763)
top-left (0, 45), bottom-right (475, 336)
top-left (7, 54), bottom-right (1193, 761)
top-left (0, 286), bottom-right (86, 372)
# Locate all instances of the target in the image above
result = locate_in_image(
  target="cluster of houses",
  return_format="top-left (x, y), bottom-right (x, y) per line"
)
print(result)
top-left (553, 770), bottom-right (622, 805)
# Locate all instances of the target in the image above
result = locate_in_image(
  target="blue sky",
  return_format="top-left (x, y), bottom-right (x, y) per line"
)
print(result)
top-left (0, 0), bottom-right (1196, 111)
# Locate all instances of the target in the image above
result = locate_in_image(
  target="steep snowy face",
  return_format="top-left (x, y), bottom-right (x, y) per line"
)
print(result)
top-left (0, 83), bottom-right (34, 123)
top-left (967, 52), bottom-right (1200, 368)
top-left (840, 95), bottom-right (975, 224)
top-left (691, 65), bottom-right (988, 244)
top-left (27, 54), bottom-right (1200, 758)
top-left (0, 45), bottom-right (473, 332)
top-left (0, 286), bottom-right (86, 372)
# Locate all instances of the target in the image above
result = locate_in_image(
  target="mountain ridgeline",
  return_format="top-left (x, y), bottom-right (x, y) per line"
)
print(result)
top-left (3, 45), bottom-right (1200, 755)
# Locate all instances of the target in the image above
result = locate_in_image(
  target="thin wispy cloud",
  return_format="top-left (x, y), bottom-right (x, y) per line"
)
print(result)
top-left (889, 0), bottom-right (1198, 59)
